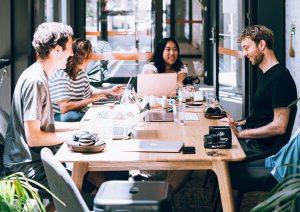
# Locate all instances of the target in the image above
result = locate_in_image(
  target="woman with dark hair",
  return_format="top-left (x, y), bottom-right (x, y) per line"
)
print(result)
top-left (49, 38), bottom-right (123, 122)
top-left (142, 37), bottom-right (188, 86)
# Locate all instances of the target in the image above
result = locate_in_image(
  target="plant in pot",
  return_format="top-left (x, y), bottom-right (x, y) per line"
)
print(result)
top-left (251, 167), bottom-right (300, 212)
top-left (251, 98), bottom-right (300, 211)
top-left (0, 172), bottom-right (64, 212)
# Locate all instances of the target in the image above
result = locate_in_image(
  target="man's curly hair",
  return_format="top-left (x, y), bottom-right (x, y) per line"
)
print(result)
top-left (65, 38), bottom-right (92, 80)
top-left (32, 22), bottom-right (73, 60)
top-left (238, 25), bottom-right (274, 49)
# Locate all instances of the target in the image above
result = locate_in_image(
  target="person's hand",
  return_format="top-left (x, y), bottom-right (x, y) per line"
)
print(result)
top-left (226, 113), bottom-right (238, 127)
top-left (219, 117), bottom-right (230, 122)
top-left (110, 85), bottom-right (125, 96)
top-left (228, 121), bottom-right (241, 138)
top-left (91, 93), bottom-right (107, 102)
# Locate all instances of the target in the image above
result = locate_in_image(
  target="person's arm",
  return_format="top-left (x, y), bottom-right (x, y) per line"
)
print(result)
top-left (142, 63), bottom-right (157, 74)
top-left (177, 65), bottom-right (188, 87)
top-left (177, 72), bottom-right (187, 87)
top-left (143, 69), bottom-right (156, 74)
top-left (24, 120), bottom-right (73, 147)
top-left (224, 113), bottom-right (246, 126)
top-left (230, 107), bottom-right (290, 139)
top-left (54, 121), bottom-right (82, 132)
top-left (57, 94), bottom-right (107, 113)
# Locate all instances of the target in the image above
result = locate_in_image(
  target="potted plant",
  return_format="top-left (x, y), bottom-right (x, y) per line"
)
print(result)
top-left (251, 171), bottom-right (300, 212)
top-left (0, 172), bottom-right (64, 212)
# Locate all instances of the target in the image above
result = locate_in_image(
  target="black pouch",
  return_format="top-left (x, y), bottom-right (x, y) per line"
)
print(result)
top-left (208, 126), bottom-right (232, 149)
top-left (183, 76), bottom-right (201, 85)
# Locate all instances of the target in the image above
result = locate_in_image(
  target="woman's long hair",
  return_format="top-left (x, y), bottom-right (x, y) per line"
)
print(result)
top-left (65, 38), bottom-right (92, 80)
top-left (152, 37), bottom-right (184, 73)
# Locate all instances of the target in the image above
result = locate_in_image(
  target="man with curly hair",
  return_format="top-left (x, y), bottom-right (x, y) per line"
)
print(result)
top-left (3, 22), bottom-right (76, 186)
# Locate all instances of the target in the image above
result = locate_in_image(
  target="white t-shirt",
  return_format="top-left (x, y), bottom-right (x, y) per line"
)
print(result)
top-left (142, 62), bottom-right (188, 75)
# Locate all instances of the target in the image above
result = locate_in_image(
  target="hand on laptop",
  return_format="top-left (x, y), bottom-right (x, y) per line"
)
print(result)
top-left (109, 84), bottom-right (125, 96)
top-left (91, 93), bottom-right (107, 102)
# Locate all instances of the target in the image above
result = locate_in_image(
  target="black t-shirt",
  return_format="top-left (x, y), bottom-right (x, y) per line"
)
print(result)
top-left (243, 64), bottom-right (297, 150)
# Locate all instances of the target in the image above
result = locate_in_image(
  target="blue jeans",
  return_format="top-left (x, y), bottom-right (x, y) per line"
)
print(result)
top-left (54, 111), bottom-right (85, 122)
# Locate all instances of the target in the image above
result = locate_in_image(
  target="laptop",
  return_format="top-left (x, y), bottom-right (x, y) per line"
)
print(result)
top-left (144, 111), bottom-right (174, 122)
top-left (93, 76), bottom-right (133, 105)
top-left (112, 125), bottom-right (131, 140)
top-left (130, 88), bottom-right (173, 122)
top-left (137, 73), bottom-right (177, 97)
top-left (124, 139), bottom-right (184, 153)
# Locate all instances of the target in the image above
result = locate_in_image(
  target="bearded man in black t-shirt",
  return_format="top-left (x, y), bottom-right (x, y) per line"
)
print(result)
top-left (227, 25), bottom-right (297, 160)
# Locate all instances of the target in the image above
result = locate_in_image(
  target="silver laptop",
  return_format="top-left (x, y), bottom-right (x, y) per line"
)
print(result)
top-left (137, 73), bottom-right (177, 97)
top-left (144, 111), bottom-right (174, 122)
top-left (124, 139), bottom-right (184, 153)
top-left (93, 76), bottom-right (133, 105)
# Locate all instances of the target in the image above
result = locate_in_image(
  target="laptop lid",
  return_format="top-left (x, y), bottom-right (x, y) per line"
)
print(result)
top-left (119, 76), bottom-right (133, 104)
top-left (124, 139), bottom-right (184, 153)
top-left (137, 73), bottom-right (177, 97)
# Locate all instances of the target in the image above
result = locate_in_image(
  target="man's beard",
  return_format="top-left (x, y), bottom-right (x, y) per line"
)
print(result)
top-left (250, 50), bottom-right (264, 65)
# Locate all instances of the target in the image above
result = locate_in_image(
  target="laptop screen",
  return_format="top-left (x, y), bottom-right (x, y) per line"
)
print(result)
top-left (137, 73), bottom-right (177, 97)
top-left (119, 76), bottom-right (133, 104)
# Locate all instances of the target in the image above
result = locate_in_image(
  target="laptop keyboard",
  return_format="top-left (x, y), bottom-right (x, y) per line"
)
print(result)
top-left (185, 112), bottom-right (199, 121)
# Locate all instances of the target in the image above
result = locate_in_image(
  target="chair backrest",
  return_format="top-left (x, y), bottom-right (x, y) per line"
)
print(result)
top-left (0, 107), bottom-right (9, 177)
top-left (245, 105), bottom-right (297, 162)
top-left (41, 148), bottom-right (90, 212)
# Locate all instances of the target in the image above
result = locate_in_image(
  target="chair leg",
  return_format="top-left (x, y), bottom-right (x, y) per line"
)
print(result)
top-left (235, 190), bottom-right (244, 212)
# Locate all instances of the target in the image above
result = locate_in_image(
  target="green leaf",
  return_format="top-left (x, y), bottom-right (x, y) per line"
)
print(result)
top-left (0, 172), bottom-right (64, 211)
top-left (251, 174), bottom-right (300, 212)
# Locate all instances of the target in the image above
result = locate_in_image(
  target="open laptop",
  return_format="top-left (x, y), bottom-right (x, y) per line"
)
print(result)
top-left (124, 139), bottom-right (184, 153)
top-left (112, 125), bottom-right (131, 140)
top-left (130, 88), bottom-right (173, 122)
top-left (137, 73), bottom-right (177, 97)
top-left (93, 76), bottom-right (133, 105)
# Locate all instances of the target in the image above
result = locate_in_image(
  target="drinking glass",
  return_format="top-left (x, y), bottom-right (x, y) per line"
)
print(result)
top-left (97, 111), bottom-right (113, 142)
top-left (205, 91), bottom-right (216, 107)
top-left (173, 103), bottom-right (186, 125)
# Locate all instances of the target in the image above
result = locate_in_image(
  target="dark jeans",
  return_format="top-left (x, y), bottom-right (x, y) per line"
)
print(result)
top-left (54, 111), bottom-right (85, 122)
top-left (239, 139), bottom-right (264, 157)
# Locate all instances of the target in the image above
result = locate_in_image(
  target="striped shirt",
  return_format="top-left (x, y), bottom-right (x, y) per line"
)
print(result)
top-left (49, 69), bottom-right (92, 114)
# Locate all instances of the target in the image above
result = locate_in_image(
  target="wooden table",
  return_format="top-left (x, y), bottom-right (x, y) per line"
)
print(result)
top-left (55, 105), bottom-right (246, 212)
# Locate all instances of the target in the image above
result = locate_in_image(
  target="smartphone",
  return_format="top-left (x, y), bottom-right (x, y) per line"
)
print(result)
top-left (182, 146), bottom-right (196, 154)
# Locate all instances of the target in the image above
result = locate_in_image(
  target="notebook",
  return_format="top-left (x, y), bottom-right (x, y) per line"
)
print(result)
top-left (137, 73), bottom-right (177, 97)
top-left (144, 111), bottom-right (174, 122)
top-left (124, 139), bottom-right (184, 153)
